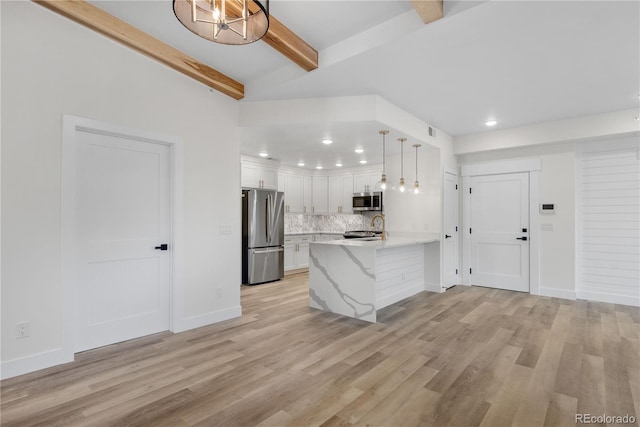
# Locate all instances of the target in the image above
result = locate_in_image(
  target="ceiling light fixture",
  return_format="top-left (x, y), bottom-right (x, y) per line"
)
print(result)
top-left (316, 166), bottom-right (323, 170)
top-left (359, 160), bottom-right (367, 164)
top-left (485, 120), bottom-right (498, 127)
top-left (354, 148), bottom-right (364, 154)
top-left (412, 144), bottom-right (421, 194)
top-left (173, 0), bottom-right (269, 45)
top-left (335, 162), bottom-right (343, 167)
top-left (259, 152), bottom-right (268, 157)
top-left (379, 130), bottom-right (389, 190)
top-left (398, 138), bottom-right (406, 193)
top-left (297, 162), bottom-right (305, 167)
top-left (322, 139), bottom-right (333, 145)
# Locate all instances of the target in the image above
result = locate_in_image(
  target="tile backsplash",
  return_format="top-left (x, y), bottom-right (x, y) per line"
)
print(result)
top-left (285, 213), bottom-right (364, 234)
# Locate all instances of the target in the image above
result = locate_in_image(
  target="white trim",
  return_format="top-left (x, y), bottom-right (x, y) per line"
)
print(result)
top-left (461, 158), bottom-right (541, 176)
top-left (61, 115), bottom-right (184, 359)
top-left (461, 160), bottom-right (541, 295)
top-left (539, 287), bottom-right (576, 301)
top-left (1, 348), bottom-right (72, 380)
top-left (577, 291), bottom-right (639, 307)
top-left (173, 306), bottom-right (242, 333)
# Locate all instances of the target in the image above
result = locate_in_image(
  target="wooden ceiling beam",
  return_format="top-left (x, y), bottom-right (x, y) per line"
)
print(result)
top-left (410, 0), bottom-right (444, 25)
top-left (223, 2), bottom-right (318, 72)
top-left (34, 0), bottom-right (244, 100)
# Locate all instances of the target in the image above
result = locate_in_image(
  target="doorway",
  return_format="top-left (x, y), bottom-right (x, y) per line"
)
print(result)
top-left (443, 172), bottom-right (460, 288)
top-left (63, 116), bottom-right (174, 353)
top-left (461, 159), bottom-right (541, 294)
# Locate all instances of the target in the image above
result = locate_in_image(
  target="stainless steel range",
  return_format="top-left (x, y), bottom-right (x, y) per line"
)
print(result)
top-left (342, 230), bottom-right (383, 239)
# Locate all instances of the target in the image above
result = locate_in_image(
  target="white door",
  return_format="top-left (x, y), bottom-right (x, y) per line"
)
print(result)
top-left (75, 130), bottom-right (171, 352)
top-left (470, 172), bottom-right (529, 292)
top-left (443, 172), bottom-right (460, 288)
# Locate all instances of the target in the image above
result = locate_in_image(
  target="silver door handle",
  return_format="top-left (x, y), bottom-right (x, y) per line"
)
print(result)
top-left (253, 247), bottom-right (284, 254)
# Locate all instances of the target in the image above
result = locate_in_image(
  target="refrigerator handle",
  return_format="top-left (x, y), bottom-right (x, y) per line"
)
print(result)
top-left (265, 194), bottom-right (270, 242)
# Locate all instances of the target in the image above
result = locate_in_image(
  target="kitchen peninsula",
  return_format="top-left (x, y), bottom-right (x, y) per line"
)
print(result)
top-left (308, 236), bottom-right (441, 322)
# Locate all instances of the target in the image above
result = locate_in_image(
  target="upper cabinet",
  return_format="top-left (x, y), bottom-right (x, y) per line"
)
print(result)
top-left (329, 175), bottom-right (354, 214)
top-left (241, 156), bottom-right (279, 190)
top-left (354, 171), bottom-right (382, 193)
top-left (280, 171), bottom-right (305, 213)
top-left (312, 176), bottom-right (328, 213)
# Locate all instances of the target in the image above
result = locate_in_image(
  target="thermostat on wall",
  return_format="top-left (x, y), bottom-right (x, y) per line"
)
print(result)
top-left (540, 203), bottom-right (555, 213)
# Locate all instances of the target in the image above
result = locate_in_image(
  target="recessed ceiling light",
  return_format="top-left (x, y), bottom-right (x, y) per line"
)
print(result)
top-left (259, 152), bottom-right (268, 157)
top-left (485, 120), bottom-right (498, 127)
top-left (316, 166), bottom-right (323, 170)
top-left (635, 117), bottom-right (639, 121)
top-left (322, 139), bottom-right (333, 145)
top-left (297, 162), bottom-right (305, 167)
top-left (354, 148), bottom-right (364, 154)
top-left (335, 162), bottom-right (343, 167)
top-left (359, 160), bottom-right (367, 164)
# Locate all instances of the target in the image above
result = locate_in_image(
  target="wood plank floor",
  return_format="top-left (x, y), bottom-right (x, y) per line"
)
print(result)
top-left (2, 273), bottom-right (639, 426)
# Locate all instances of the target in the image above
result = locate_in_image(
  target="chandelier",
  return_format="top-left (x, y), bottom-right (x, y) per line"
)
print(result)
top-left (173, 0), bottom-right (269, 45)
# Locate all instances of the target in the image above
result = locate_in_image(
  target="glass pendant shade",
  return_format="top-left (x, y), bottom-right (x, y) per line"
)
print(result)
top-left (413, 144), bottom-right (421, 195)
top-left (174, 0), bottom-right (269, 45)
top-left (379, 130), bottom-right (389, 190)
top-left (398, 138), bottom-right (406, 192)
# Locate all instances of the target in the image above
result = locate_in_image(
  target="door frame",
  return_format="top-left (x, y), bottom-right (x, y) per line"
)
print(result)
top-left (460, 158), bottom-right (541, 295)
top-left (443, 170), bottom-right (460, 288)
top-left (62, 115), bottom-right (184, 360)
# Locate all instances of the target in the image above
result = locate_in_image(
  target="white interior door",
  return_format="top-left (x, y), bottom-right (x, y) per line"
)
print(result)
top-left (75, 130), bottom-right (171, 352)
top-left (443, 172), bottom-right (460, 288)
top-left (470, 172), bottom-right (529, 292)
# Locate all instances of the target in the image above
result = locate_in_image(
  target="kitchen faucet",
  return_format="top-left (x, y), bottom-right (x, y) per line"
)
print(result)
top-left (370, 213), bottom-right (386, 240)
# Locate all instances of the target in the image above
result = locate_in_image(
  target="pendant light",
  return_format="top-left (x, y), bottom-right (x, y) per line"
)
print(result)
top-left (173, 0), bottom-right (269, 45)
top-left (379, 130), bottom-right (389, 190)
top-left (413, 144), bottom-right (421, 194)
top-left (398, 138), bottom-right (406, 192)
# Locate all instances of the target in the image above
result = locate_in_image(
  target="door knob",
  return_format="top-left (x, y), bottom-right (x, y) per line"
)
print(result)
top-left (155, 244), bottom-right (168, 250)
top-left (445, 235), bottom-right (452, 239)
top-left (516, 237), bottom-right (528, 241)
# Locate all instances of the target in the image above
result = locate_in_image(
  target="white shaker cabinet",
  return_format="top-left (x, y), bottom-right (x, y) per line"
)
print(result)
top-left (329, 175), bottom-right (354, 213)
top-left (241, 156), bottom-right (279, 190)
top-left (312, 176), bottom-right (328, 213)
top-left (284, 235), bottom-right (312, 271)
top-left (354, 171), bottom-right (381, 193)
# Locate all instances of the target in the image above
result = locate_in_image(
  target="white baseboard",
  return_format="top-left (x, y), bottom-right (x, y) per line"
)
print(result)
top-left (425, 281), bottom-right (444, 293)
top-left (1, 347), bottom-right (73, 380)
top-left (539, 287), bottom-right (576, 301)
top-left (172, 305), bottom-right (242, 333)
top-left (577, 291), bottom-right (640, 307)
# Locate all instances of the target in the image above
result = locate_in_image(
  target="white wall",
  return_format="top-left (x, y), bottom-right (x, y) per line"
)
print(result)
top-left (384, 145), bottom-right (442, 234)
top-left (1, 2), bottom-right (241, 378)
top-left (457, 143), bottom-right (577, 298)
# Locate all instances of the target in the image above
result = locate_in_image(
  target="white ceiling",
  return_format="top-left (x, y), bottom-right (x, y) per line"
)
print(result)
top-left (90, 0), bottom-right (640, 169)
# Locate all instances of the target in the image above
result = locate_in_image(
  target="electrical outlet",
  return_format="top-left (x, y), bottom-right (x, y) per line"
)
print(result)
top-left (424, 224), bottom-right (429, 231)
top-left (216, 287), bottom-right (222, 298)
top-left (219, 225), bottom-right (232, 235)
top-left (16, 322), bottom-right (30, 339)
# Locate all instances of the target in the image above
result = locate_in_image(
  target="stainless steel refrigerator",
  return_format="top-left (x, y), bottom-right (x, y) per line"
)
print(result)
top-left (242, 189), bottom-right (285, 285)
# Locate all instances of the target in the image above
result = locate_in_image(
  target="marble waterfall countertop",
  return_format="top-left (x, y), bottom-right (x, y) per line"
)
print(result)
top-left (313, 236), bottom-right (439, 248)
top-left (308, 233), bottom-right (441, 322)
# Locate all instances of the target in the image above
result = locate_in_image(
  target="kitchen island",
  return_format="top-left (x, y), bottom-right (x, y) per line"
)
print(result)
top-left (308, 236), bottom-right (440, 322)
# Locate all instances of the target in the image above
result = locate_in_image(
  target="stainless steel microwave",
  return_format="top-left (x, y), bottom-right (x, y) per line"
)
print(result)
top-left (352, 192), bottom-right (383, 211)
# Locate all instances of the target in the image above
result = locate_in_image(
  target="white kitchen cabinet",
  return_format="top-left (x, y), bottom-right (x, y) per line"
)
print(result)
top-left (303, 175), bottom-right (313, 213)
top-left (329, 175), bottom-right (354, 213)
top-left (312, 176), bottom-right (328, 213)
top-left (354, 171), bottom-right (381, 193)
top-left (241, 157), bottom-right (278, 190)
top-left (280, 172), bottom-right (305, 213)
top-left (284, 235), bottom-right (312, 271)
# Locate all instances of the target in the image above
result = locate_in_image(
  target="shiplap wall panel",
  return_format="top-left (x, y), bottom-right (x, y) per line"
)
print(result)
top-left (578, 140), bottom-right (640, 306)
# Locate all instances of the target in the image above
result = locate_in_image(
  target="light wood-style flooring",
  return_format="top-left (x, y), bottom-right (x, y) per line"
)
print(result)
top-left (2, 273), bottom-right (639, 426)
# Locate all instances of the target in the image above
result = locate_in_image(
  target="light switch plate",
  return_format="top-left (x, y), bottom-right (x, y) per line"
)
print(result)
top-left (219, 225), bottom-right (232, 235)
top-left (541, 223), bottom-right (554, 231)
